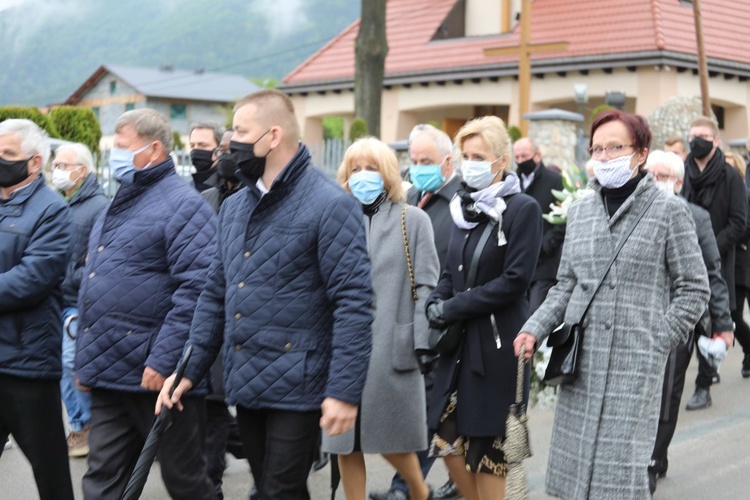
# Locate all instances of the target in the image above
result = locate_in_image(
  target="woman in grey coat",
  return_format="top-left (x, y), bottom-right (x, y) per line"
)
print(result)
top-left (327, 137), bottom-right (439, 500)
top-left (515, 110), bottom-right (711, 499)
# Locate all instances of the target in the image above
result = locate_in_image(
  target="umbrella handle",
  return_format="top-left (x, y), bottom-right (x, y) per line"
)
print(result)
top-left (169, 344), bottom-right (193, 398)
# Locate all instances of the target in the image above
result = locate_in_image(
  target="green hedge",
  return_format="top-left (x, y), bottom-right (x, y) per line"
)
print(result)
top-left (0, 106), bottom-right (60, 138)
top-left (349, 118), bottom-right (368, 141)
top-left (48, 106), bottom-right (102, 155)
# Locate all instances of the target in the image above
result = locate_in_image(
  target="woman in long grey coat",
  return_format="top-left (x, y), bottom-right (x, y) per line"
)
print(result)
top-left (326, 137), bottom-right (439, 500)
top-left (515, 110), bottom-right (711, 499)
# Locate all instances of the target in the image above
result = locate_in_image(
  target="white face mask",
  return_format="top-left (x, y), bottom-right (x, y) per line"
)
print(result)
top-left (51, 167), bottom-right (80, 191)
top-left (654, 179), bottom-right (676, 196)
top-left (462, 158), bottom-right (501, 190)
top-left (592, 153), bottom-right (637, 189)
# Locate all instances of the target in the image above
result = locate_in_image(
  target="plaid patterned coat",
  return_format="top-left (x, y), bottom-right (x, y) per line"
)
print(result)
top-left (521, 174), bottom-right (710, 499)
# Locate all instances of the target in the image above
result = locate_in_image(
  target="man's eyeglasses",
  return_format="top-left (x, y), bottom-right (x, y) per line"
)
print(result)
top-left (587, 144), bottom-right (634, 159)
top-left (52, 162), bottom-right (84, 170)
top-left (213, 146), bottom-right (230, 157)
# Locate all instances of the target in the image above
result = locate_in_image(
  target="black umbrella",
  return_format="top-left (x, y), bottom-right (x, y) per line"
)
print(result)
top-left (120, 345), bottom-right (193, 500)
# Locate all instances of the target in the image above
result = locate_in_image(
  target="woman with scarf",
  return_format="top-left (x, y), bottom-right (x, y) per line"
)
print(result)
top-left (514, 110), bottom-right (711, 499)
top-left (326, 137), bottom-right (439, 500)
top-left (425, 116), bottom-right (542, 500)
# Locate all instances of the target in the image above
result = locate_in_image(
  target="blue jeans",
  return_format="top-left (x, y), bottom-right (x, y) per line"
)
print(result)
top-left (60, 307), bottom-right (91, 431)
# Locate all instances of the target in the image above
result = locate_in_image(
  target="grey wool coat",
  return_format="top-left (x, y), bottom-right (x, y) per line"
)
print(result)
top-left (324, 200), bottom-right (439, 454)
top-left (521, 174), bottom-right (710, 500)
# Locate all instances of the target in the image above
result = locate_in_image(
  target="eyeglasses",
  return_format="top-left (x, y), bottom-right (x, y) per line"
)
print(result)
top-left (652, 172), bottom-right (672, 182)
top-left (213, 146), bottom-right (230, 157)
top-left (587, 144), bottom-right (634, 159)
top-left (52, 162), bottom-right (84, 170)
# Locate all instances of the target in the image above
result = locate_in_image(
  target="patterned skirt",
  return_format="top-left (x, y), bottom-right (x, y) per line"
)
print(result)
top-left (428, 391), bottom-right (508, 477)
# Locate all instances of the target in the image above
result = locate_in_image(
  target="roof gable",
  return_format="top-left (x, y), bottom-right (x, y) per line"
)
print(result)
top-left (282, 0), bottom-right (750, 86)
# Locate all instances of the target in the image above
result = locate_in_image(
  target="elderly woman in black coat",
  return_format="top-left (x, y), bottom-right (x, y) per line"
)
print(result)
top-left (425, 116), bottom-right (542, 500)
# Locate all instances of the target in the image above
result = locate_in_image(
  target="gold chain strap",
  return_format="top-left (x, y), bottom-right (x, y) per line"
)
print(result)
top-left (401, 205), bottom-right (418, 303)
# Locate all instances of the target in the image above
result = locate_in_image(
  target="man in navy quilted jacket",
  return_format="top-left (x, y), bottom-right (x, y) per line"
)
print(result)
top-left (75, 109), bottom-right (217, 499)
top-left (0, 119), bottom-right (74, 500)
top-left (157, 90), bottom-right (374, 499)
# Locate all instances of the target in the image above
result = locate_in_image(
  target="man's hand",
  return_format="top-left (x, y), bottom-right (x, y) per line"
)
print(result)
top-left (74, 373), bottom-right (90, 392)
top-left (514, 332), bottom-right (537, 359)
top-left (714, 331), bottom-right (734, 349)
top-left (155, 373), bottom-right (194, 415)
top-left (141, 366), bottom-right (166, 392)
top-left (320, 397), bottom-right (357, 436)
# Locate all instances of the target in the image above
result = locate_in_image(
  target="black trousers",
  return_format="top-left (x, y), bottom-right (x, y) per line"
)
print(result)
top-left (82, 389), bottom-right (214, 500)
top-left (205, 399), bottom-right (245, 499)
top-left (732, 285), bottom-right (750, 355)
top-left (652, 336), bottom-right (693, 463)
top-left (236, 406), bottom-right (321, 500)
top-left (0, 375), bottom-right (73, 500)
top-left (529, 279), bottom-right (556, 314)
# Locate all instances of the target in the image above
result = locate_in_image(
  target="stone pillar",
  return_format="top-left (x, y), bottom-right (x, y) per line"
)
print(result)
top-left (523, 108), bottom-right (583, 171)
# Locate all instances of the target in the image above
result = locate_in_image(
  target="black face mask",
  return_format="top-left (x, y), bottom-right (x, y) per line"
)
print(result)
top-left (517, 158), bottom-right (537, 177)
top-left (216, 155), bottom-right (239, 183)
top-left (690, 137), bottom-right (714, 160)
top-left (230, 129), bottom-right (270, 181)
top-left (190, 149), bottom-right (214, 172)
top-left (0, 156), bottom-right (31, 188)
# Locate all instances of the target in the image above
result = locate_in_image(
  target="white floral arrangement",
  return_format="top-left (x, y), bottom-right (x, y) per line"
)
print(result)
top-left (530, 349), bottom-right (558, 409)
top-left (542, 167), bottom-right (594, 225)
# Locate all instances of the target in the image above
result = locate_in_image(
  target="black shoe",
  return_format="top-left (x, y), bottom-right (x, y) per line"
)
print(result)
top-left (368, 489), bottom-right (409, 500)
top-left (685, 387), bottom-right (712, 410)
top-left (712, 372), bottom-right (721, 384)
top-left (312, 452), bottom-right (329, 471)
top-left (648, 458), bottom-right (667, 495)
top-left (742, 354), bottom-right (750, 378)
top-left (434, 479), bottom-right (461, 500)
top-left (648, 468), bottom-right (657, 495)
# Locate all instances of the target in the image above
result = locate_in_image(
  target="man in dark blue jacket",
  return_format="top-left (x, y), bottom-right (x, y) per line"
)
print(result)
top-left (158, 90), bottom-right (373, 500)
top-left (75, 109), bottom-right (217, 499)
top-left (0, 119), bottom-right (74, 499)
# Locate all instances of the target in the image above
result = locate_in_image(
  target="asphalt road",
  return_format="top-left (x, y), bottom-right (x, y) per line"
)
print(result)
top-left (1, 346), bottom-right (748, 499)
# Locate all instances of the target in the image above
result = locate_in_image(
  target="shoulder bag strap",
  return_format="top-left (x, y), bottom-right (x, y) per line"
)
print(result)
top-left (578, 187), bottom-right (660, 323)
top-left (465, 220), bottom-right (496, 290)
top-left (401, 205), bottom-right (418, 303)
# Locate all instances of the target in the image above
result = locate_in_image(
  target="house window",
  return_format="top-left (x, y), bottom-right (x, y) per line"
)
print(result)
top-left (711, 104), bottom-right (725, 130)
top-left (110, 80), bottom-right (117, 95)
top-left (170, 104), bottom-right (187, 120)
top-left (92, 107), bottom-right (100, 119)
top-left (125, 102), bottom-right (135, 112)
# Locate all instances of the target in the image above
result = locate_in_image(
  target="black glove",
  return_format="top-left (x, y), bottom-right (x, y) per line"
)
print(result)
top-left (426, 300), bottom-right (447, 329)
top-left (415, 349), bottom-right (439, 375)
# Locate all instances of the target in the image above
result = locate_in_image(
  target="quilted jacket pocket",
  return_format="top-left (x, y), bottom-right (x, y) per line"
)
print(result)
top-left (392, 323), bottom-right (418, 372)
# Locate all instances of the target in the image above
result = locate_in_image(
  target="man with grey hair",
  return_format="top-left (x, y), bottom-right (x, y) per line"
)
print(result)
top-left (0, 119), bottom-right (74, 499)
top-left (75, 109), bottom-right (217, 499)
top-left (189, 121), bottom-right (225, 192)
top-left (645, 150), bottom-right (733, 493)
top-left (50, 142), bottom-right (109, 458)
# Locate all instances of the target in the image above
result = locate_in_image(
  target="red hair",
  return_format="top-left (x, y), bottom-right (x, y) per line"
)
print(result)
top-left (590, 109), bottom-right (652, 152)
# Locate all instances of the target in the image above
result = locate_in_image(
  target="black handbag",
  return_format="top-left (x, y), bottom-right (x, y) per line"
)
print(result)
top-left (543, 188), bottom-right (660, 386)
top-left (434, 220), bottom-right (496, 355)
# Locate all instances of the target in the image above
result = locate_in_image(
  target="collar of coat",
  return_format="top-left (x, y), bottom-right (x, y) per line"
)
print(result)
top-left (0, 174), bottom-right (45, 208)
top-left (589, 171), bottom-right (657, 227)
top-left (69, 173), bottom-right (106, 206)
top-left (238, 143), bottom-right (312, 195)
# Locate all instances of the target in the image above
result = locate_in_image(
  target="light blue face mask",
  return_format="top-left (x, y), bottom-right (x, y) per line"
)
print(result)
top-left (348, 170), bottom-right (384, 205)
top-left (109, 143), bottom-right (152, 183)
top-left (409, 164), bottom-right (445, 192)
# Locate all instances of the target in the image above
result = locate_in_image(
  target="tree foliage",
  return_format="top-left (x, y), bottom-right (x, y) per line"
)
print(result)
top-left (48, 106), bottom-right (102, 155)
top-left (323, 116), bottom-right (344, 140)
top-left (507, 125), bottom-right (523, 142)
top-left (0, 106), bottom-right (60, 138)
top-left (590, 105), bottom-right (615, 123)
top-left (349, 118), bottom-right (368, 141)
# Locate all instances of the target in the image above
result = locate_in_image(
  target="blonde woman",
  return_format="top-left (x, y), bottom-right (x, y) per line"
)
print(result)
top-left (425, 116), bottom-right (542, 500)
top-left (326, 137), bottom-right (440, 500)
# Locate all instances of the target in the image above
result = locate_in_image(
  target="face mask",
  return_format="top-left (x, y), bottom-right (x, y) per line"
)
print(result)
top-left (216, 155), bottom-right (239, 183)
top-left (592, 153), bottom-right (637, 189)
top-left (516, 158), bottom-right (537, 177)
top-left (190, 149), bottom-right (214, 172)
top-left (690, 137), bottom-right (714, 159)
top-left (409, 164), bottom-right (444, 192)
top-left (51, 167), bottom-right (81, 191)
top-left (230, 130), bottom-right (270, 181)
top-left (0, 156), bottom-right (31, 188)
top-left (462, 159), bottom-right (501, 190)
top-left (348, 170), bottom-right (384, 205)
top-left (654, 179), bottom-right (676, 196)
top-left (109, 143), bottom-right (152, 183)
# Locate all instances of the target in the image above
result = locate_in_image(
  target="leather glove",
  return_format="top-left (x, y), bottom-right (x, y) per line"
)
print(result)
top-left (415, 349), bottom-right (439, 375)
top-left (426, 300), bottom-right (447, 329)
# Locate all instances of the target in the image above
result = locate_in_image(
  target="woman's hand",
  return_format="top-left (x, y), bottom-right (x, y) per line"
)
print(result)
top-left (514, 332), bottom-right (537, 359)
top-left (426, 300), bottom-right (447, 329)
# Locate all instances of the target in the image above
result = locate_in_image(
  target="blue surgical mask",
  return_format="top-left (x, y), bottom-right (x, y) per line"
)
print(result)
top-left (348, 171), bottom-right (384, 205)
top-left (409, 164), bottom-right (445, 192)
top-left (109, 143), bottom-right (152, 183)
top-left (462, 158), bottom-right (501, 190)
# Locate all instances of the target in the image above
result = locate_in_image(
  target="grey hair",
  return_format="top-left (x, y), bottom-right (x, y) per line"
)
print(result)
top-left (408, 123), bottom-right (437, 148)
top-left (409, 126), bottom-right (453, 160)
top-left (115, 109), bottom-right (173, 151)
top-left (646, 149), bottom-right (685, 181)
top-left (54, 143), bottom-right (95, 174)
top-left (0, 119), bottom-right (51, 166)
top-left (189, 122), bottom-right (224, 146)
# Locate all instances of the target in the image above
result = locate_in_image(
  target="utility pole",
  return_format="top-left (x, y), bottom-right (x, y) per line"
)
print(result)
top-left (693, 0), bottom-right (711, 116)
